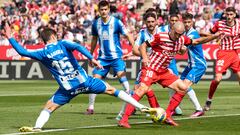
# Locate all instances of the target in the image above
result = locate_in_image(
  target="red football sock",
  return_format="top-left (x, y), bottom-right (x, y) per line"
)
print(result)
top-left (166, 92), bottom-right (185, 117)
top-left (208, 80), bottom-right (219, 100)
top-left (121, 94), bottom-right (141, 121)
top-left (146, 89), bottom-right (160, 108)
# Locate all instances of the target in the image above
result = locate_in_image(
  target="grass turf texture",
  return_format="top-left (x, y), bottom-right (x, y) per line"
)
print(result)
top-left (0, 80), bottom-right (239, 135)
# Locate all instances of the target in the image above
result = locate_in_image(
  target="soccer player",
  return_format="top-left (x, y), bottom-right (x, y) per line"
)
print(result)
top-left (118, 21), bottom-right (221, 128)
top-left (160, 14), bottom-right (204, 117)
top-left (181, 13), bottom-right (206, 117)
top-left (2, 23), bottom-right (155, 132)
top-left (203, 7), bottom-right (240, 111)
top-left (116, 10), bottom-right (161, 121)
top-left (86, 0), bottom-right (136, 115)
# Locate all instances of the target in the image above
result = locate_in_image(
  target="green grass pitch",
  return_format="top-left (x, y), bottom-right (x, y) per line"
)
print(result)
top-left (0, 80), bottom-right (240, 135)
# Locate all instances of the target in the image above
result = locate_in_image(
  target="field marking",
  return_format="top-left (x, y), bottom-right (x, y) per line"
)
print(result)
top-left (0, 93), bottom-right (51, 97)
top-left (2, 113), bottom-right (240, 135)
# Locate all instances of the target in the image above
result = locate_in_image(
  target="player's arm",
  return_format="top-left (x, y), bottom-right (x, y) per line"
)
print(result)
top-left (90, 35), bottom-right (98, 55)
top-left (139, 42), bottom-right (150, 67)
top-left (125, 33), bottom-right (140, 56)
top-left (3, 23), bottom-right (42, 59)
top-left (62, 40), bottom-right (103, 69)
top-left (90, 20), bottom-right (99, 55)
top-left (191, 33), bottom-right (221, 45)
top-left (118, 19), bottom-right (140, 56)
top-left (178, 45), bottom-right (187, 55)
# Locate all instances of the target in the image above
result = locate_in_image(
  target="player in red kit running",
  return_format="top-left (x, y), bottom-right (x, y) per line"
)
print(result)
top-left (204, 7), bottom-right (240, 111)
top-left (118, 21), bottom-right (222, 128)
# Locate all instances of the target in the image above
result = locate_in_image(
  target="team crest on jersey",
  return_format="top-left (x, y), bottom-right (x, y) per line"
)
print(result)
top-left (102, 30), bottom-right (109, 40)
top-left (110, 24), bottom-right (113, 30)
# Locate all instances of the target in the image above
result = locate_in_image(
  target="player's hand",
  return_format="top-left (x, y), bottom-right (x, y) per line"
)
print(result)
top-left (122, 53), bottom-right (132, 60)
top-left (215, 32), bottom-right (225, 39)
top-left (91, 59), bottom-right (103, 69)
top-left (2, 21), bottom-right (12, 39)
top-left (141, 58), bottom-right (150, 67)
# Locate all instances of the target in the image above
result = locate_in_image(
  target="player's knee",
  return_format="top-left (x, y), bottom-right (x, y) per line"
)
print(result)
top-left (44, 101), bottom-right (60, 112)
top-left (215, 77), bottom-right (222, 83)
top-left (105, 86), bottom-right (115, 95)
top-left (134, 86), bottom-right (148, 96)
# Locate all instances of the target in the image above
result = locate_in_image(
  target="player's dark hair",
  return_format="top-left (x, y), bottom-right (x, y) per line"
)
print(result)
top-left (169, 14), bottom-right (179, 19)
top-left (145, 8), bottom-right (156, 14)
top-left (182, 12), bottom-right (193, 20)
top-left (98, 0), bottom-right (109, 9)
top-left (225, 7), bottom-right (236, 13)
top-left (37, 26), bottom-right (57, 44)
top-left (144, 12), bottom-right (157, 20)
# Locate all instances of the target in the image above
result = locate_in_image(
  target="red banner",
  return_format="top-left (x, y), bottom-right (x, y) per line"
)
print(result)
top-left (0, 44), bottom-right (219, 60)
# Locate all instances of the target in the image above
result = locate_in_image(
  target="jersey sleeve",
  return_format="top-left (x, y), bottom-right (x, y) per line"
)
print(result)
top-left (62, 40), bottom-right (93, 60)
top-left (117, 19), bottom-right (128, 36)
top-left (145, 34), bottom-right (160, 47)
top-left (210, 21), bottom-right (219, 34)
top-left (8, 38), bottom-right (43, 60)
top-left (91, 20), bottom-right (98, 36)
top-left (135, 31), bottom-right (144, 46)
top-left (189, 31), bottom-right (200, 39)
top-left (182, 35), bottom-right (192, 46)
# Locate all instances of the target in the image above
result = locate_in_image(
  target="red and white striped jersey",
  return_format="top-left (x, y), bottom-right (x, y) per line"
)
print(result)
top-left (233, 19), bottom-right (240, 49)
top-left (211, 19), bottom-right (240, 50)
top-left (146, 32), bottom-right (191, 71)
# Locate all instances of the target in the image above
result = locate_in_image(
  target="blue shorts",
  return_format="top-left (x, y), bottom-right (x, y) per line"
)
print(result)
top-left (92, 58), bottom-right (126, 78)
top-left (50, 76), bottom-right (107, 105)
top-left (168, 59), bottom-right (178, 76)
top-left (180, 66), bottom-right (206, 84)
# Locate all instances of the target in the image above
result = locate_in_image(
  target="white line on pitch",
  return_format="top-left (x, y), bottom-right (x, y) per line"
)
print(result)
top-left (2, 113), bottom-right (240, 135)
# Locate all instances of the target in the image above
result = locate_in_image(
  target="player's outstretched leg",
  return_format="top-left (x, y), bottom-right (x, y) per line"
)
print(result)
top-left (19, 101), bottom-right (58, 132)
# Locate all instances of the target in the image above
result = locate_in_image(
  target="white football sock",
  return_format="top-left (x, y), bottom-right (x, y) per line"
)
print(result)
top-left (115, 90), bottom-right (145, 110)
top-left (34, 109), bottom-right (51, 129)
top-left (187, 88), bottom-right (202, 111)
top-left (118, 102), bottom-right (127, 115)
top-left (119, 76), bottom-right (130, 93)
top-left (88, 94), bottom-right (97, 110)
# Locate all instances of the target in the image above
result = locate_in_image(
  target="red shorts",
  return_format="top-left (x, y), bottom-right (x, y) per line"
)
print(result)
top-left (140, 67), bottom-right (179, 88)
top-left (215, 50), bottom-right (240, 73)
top-left (237, 49), bottom-right (240, 59)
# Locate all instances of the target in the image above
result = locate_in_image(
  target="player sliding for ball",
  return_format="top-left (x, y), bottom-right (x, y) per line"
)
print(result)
top-left (2, 22), bottom-right (157, 132)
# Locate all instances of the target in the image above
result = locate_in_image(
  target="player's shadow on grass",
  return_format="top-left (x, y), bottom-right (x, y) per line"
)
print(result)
top-left (65, 111), bottom-right (118, 115)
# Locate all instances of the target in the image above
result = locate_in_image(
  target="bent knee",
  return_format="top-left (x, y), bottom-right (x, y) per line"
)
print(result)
top-left (134, 84), bottom-right (149, 96)
top-left (105, 86), bottom-right (116, 95)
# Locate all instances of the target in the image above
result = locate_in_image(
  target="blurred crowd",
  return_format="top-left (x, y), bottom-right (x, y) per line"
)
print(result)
top-left (0, 0), bottom-right (239, 46)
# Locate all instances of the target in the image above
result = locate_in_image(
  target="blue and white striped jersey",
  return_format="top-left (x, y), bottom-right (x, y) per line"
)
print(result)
top-left (9, 38), bottom-right (94, 90)
top-left (92, 16), bottom-right (128, 60)
top-left (185, 28), bottom-right (207, 68)
top-left (158, 24), bottom-right (170, 33)
top-left (135, 27), bottom-right (162, 46)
